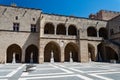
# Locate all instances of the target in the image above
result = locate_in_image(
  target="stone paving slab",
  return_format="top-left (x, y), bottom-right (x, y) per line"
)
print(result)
top-left (99, 73), bottom-right (120, 80)
top-left (21, 75), bottom-right (86, 80)
top-left (0, 62), bottom-right (119, 80)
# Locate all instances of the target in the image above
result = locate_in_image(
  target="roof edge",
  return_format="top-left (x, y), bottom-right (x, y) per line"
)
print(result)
top-left (42, 12), bottom-right (108, 22)
top-left (0, 4), bottom-right (42, 11)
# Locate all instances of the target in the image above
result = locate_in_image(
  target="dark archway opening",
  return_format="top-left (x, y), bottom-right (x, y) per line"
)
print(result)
top-left (56, 24), bottom-right (66, 35)
top-left (87, 27), bottom-right (97, 37)
top-left (99, 28), bottom-right (108, 39)
top-left (7, 44), bottom-right (22, 63)
top-left (105, 47), bottom-right (118, 62)
top-left (44, 42), bottom-right (61, 62)
top-left (25, 45), bottom-right (39, 63)
top-left (97, 43), bottom-right (105, 62)
top-left (64, 42), bottom-right (79, 62)
top-left (44, 23), bottom-right (54, 34)
top-left (68, 25), bottom-right (77, 35)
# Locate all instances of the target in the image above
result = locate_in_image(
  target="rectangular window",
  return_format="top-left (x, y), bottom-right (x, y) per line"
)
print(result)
top-left (119, 26), bottom-right (120, 31)
top-left (110, 29), bottom-right (114, 35)
top-left (13, 23), bottom-right (19, 32)
top-left (31, 24), bottom-right (36, 32)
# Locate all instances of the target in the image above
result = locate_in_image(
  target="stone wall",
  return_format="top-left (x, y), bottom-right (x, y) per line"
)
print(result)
top-left (0, 5), bottom-right (41, 63)
top-left (0, 31), bottom-right (39, 63)
top-left (0, 5), bottom-right (41, 31)
top-left (39, 13), bottom-right (107, 63)
top-left (108, 16), bottom-right (120, 39)
top-left (0, 5), bottom-right (118, 63)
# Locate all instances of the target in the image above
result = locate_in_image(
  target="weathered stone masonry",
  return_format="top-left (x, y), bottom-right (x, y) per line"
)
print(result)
top-left (0, 5), bottom-right (119, 64)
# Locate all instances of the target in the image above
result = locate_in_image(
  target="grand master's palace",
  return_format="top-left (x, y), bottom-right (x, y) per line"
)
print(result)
top-left (0, 5), bottom-right (120, 64)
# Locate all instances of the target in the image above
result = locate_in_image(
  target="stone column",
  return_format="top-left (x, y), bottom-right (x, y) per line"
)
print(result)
top-left (94, 46), bottom-right (98, 61)
top-left (79, 40), bottom-right (89, 62)
top-left (97, 31), bottom-right (99, 37)
top-left (54, 26), bottom-right (57, 35)
top-left (78, 28), bottom-right (89, 62)
top-left (61, 47), bottom-right (64, 63)
top-left (4, 50), bottom-right (7, 64)
top-left (21, 48), bottom-right (25, 63)
top-left (39, 42), bottom-right (44, 64)
top-left (60, 41), bottom-right (65, 63)
top-left (66, 27), bottom-right (68, 36)
top-left (77, 29), bottom-right (81, 62)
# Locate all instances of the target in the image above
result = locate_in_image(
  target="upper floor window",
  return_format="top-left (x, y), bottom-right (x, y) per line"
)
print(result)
top-left (15, 16), bottom-right (18, 20)
top-left (110, 29), bottom-right (114, 35)
top-left (68, 25), bottom-right (77, 36)
top-left (44, 23), bottom-right (54, 34)
top-left (33, 18), bottom-right (35, 21)
top-left (87, 27), bottom-right (97, 37)
top-left (119, 26), bottom-right (120, 31)
top-left (13, 23), bottom-right (19, 32)
top-left (31, 24), bottom-right (36, 32)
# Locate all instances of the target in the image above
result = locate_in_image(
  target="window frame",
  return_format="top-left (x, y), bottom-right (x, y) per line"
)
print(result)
top-left (13, 23), bottom-right (19, 32)
top-left (31, 24), bottom-right (37, 32)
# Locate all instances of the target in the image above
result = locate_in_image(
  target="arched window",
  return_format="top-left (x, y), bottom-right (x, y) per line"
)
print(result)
top-left (68, 25), bottom-right (77, 35)
top-left (57, 24), bottom-right (66, 35)
top-left (99, 28), bottom-right (108, 39)
top-left (44, 23), bottom-right (54, 34)
top-left (87, 27), bottom-right (97, 37)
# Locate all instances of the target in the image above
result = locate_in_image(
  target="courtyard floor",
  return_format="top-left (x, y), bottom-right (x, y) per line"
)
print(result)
top-left (0, 62), bottom-right (119, 80)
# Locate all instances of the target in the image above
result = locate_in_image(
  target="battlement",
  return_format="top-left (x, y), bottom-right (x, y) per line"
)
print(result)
top-left (89, 10), bottom-right (120, 20)
top-left (100, 10), bottom-right (120, 14)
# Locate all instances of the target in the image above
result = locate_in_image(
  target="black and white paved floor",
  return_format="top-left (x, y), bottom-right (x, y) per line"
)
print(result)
top-left (0, 62), bottom-right (119, 80)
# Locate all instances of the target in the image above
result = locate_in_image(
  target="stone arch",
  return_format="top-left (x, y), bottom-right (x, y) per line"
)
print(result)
top-left (7, 44), bottom-right (22, 63)
top-left (97, 43), bottom-right (105, 62)
top-left (105, 46), bottom-right (118, 62)
top-left (64, 42), bottom-right (79, 62)
top-left (25, 44), bottom-right (39, 63)
top-left (56, 23), bottom-right (66, 35)
top-left (87, 27), bottom-right (97, 37)
top-left (99, 27), bottom-right (108, 39)
top-left (44, 22), bottom-right (55, 34)
top-left (44, 41), bottom-right (61, 62)
top-left (68, 25), bottom-right (77, 35)
top-left (88, 43), bottom-right (96, 61)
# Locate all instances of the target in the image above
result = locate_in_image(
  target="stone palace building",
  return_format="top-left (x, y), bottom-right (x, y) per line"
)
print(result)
top-left (0, 5), bottom-right (119, 64)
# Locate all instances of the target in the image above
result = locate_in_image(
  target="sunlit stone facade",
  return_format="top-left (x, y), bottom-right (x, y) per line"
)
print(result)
top-left (0, 5), bottom-right (119, 64)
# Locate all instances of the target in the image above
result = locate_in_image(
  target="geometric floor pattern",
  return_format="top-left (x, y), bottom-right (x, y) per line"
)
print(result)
top-left (0, 62), bottom-right (119, 80)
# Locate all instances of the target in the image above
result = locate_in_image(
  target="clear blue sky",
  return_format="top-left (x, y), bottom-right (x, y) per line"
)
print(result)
top-left (0, 0), bottom-right (120, 18)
